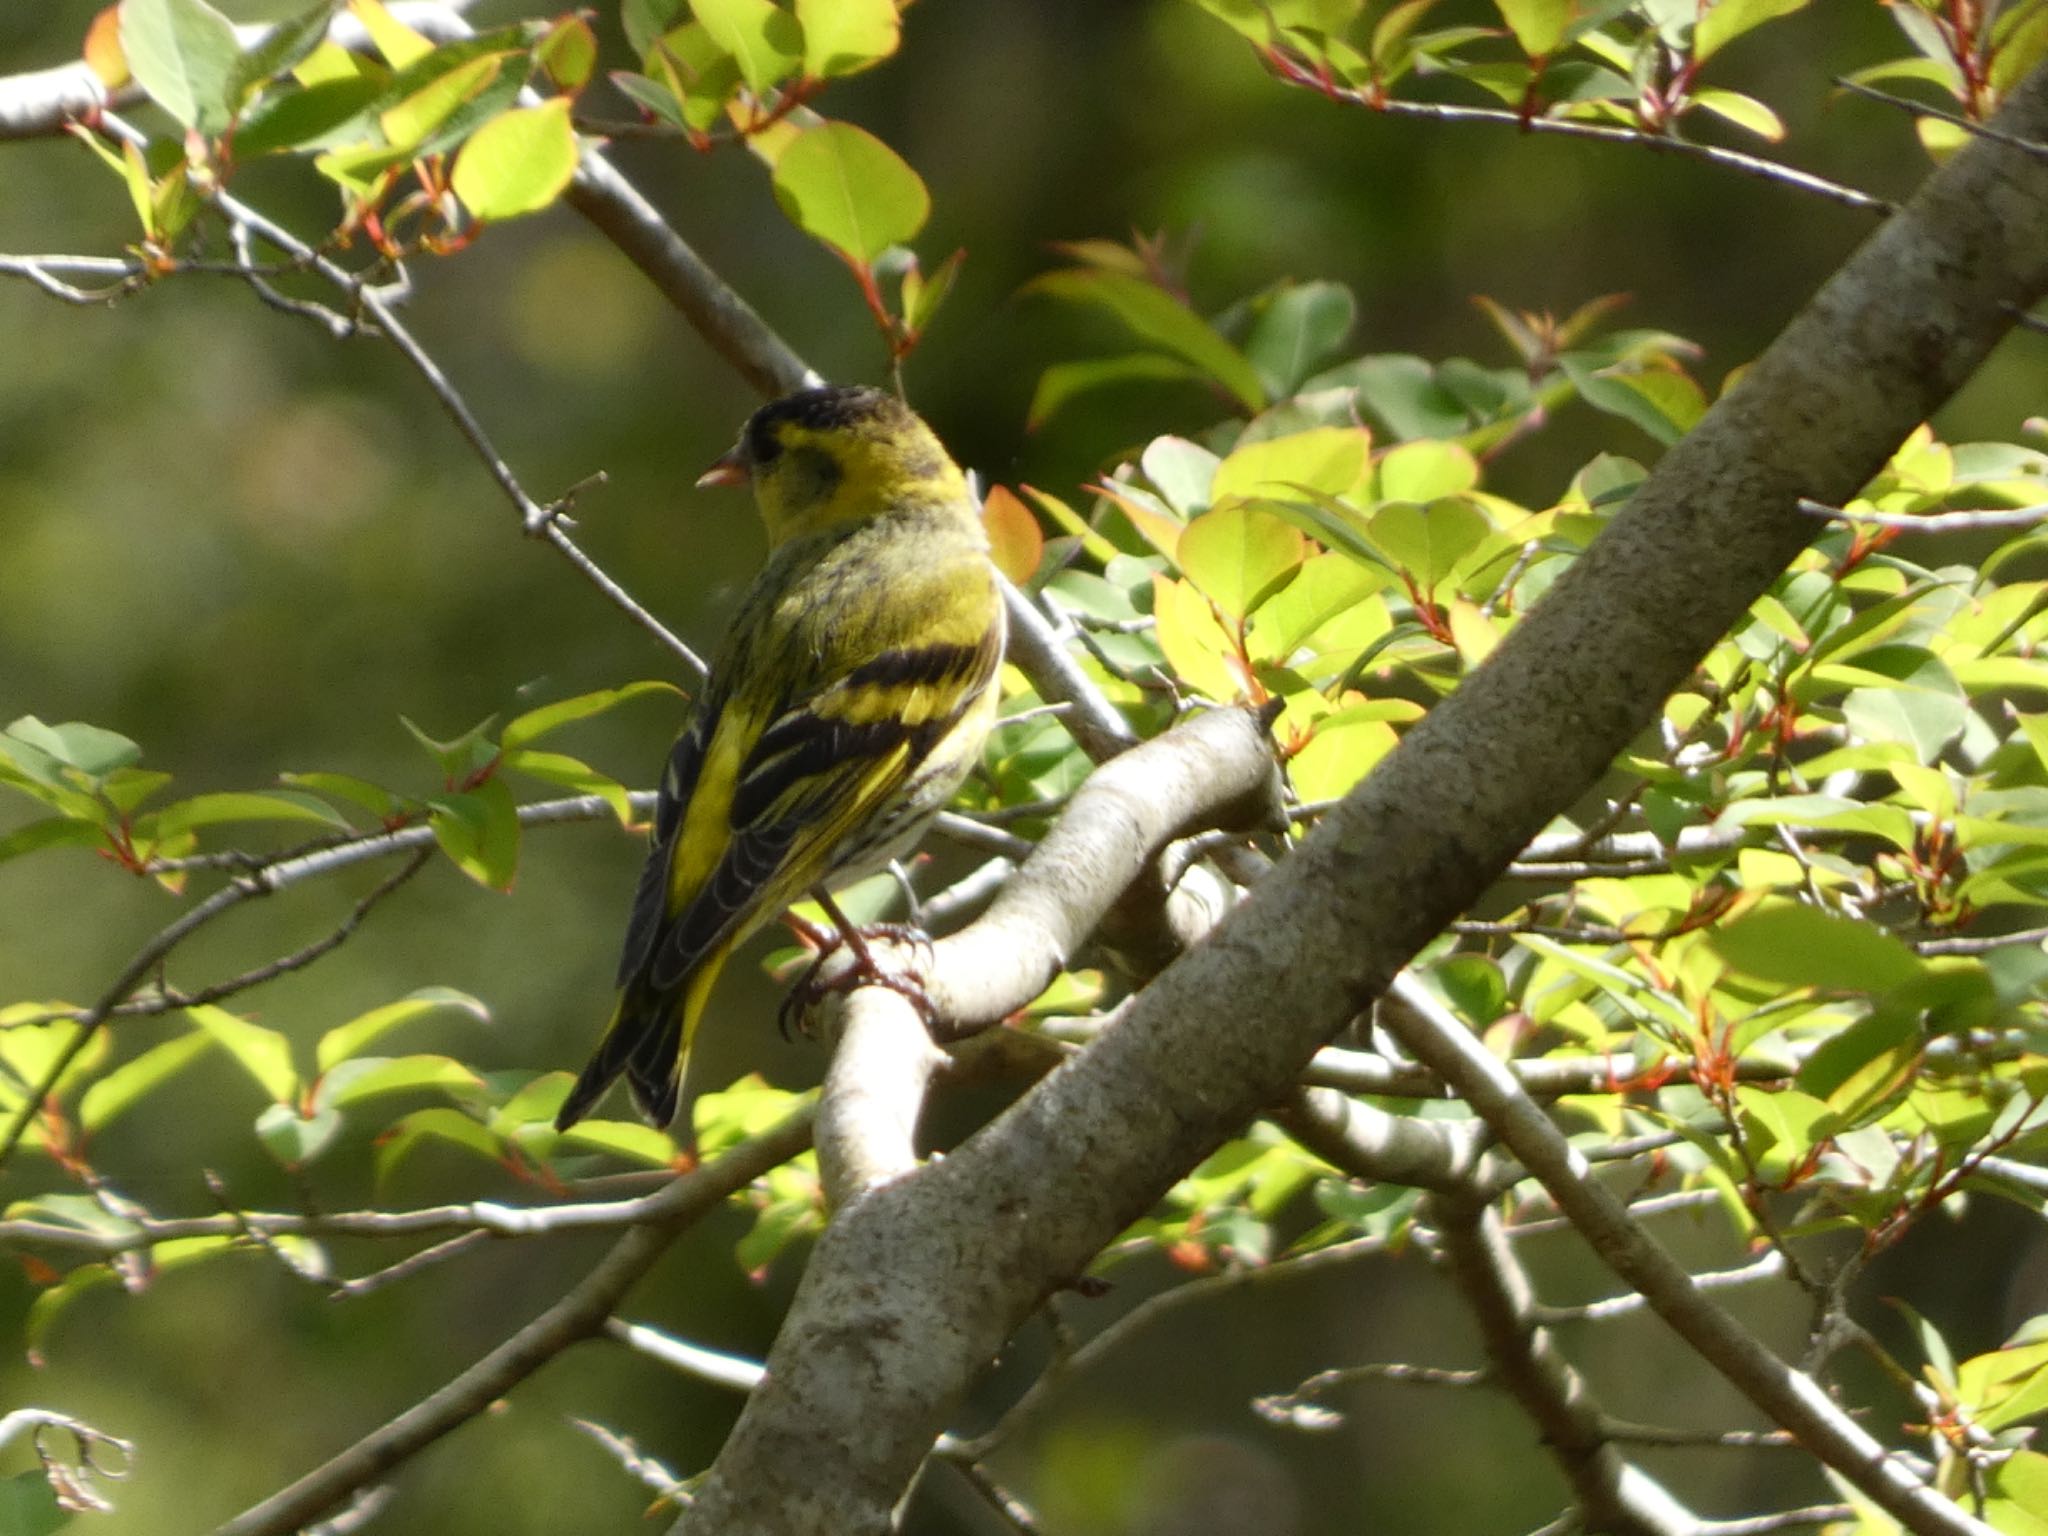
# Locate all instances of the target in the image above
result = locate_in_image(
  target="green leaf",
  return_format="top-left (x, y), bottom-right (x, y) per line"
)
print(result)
top-left (119, 0), bottom-right (244, 133)
top-left (376, 1106), bottom-right (503, 1184)
top-left (556, 1118), bottom-right (684, 1166)
top-left (624, 0), bottom-right (690, 55)
top-left (1710, 902), bottom-right (1926, 992)
top-left (770, 121), bottom-right (930, 264)
top-left (256, 1101), bottom-right (343, 1167)
top-left (8, 718), bottom-right (142, 782)
top-left (1690, 87), bottom-right (1786, 141)
top-left (316, 986), bottom-right (488, 1073)
top-left (380, 51), bottom-right (506, 151)
top-left (795, 0), bottom-right (899, 77)
top-left (0, 817), bottom-right (107, 866)
top-left (1212, 427), bottom-right (1370, 505)
top-left (0, 1471), bottom-right (66, 1536)
top-left (79, 1029), bottom-right (216, 1133)
top-left (1028, 270), bottom-right (1268, 414)
top-left (490, 1073), bottom-right (571, 1133)
top-left (1019, 356), bottom-right (1196, 430)
top-left (1367, 497), bottom-right (1492, 594)
top-left (428, 778), bottom-right (521, 890)
top-left (1694, 0), bottom-right (1809, 61)
top-left (647, 23), bottom-right (746, 132)
top-left (1795, 1002), bottom-right (1922, 1129)
top-left (500, 681), bottom-right (682, 751)
top-left (231, 0), bottom-right (344, 104)
top-left (314, 1053), bottom-right (483, 1109)
top-left (501, 749), bottom-right (637, 827)
top-left (609, 68), bottom-right (692, 130)
top-left (1243, 281), bottom-right (1357, 398)
top-left (186, 1004), bottom-right (299, 1103)
top-left (1734, 1084), bottom-right (1832, 1175)
top-left (401, 713), bottom-right (499, 781)
top-left (27, 1234), bottom-right (236, 1358)
top-left (145, 790), bottom-right (352, 838)
top-left (451, 97), bottom-right (580, 221)
top-left (1495, 0), bottom-right (1571, 55)
top-left (1560, 358), bottom-right (1706, 444)
top-left (689, 0), bottom-right (802, 93)
top-left (537, 14), bottom-right (599, 91)
top-left (281, 770), bottom-right (403, 821)
top-left (1178, 504), bottom-right (1308, 622)
top-left (347, 0), bottom-right (433, 67)
top-left (231, 75), bottom-right (385, 157)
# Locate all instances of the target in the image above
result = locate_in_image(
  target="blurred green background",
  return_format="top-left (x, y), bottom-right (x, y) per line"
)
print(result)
top-left (2, 2), bottom-right (2045, 1531)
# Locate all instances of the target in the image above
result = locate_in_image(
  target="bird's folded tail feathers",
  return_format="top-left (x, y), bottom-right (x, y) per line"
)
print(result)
top-left (553, 953), bottom-right (727, 1134)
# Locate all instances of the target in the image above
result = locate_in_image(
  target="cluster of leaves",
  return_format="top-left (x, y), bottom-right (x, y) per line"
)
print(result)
top-left (608, 0), bottom-right (955, 356)
top-left (79, 0), bottom-right (958, 359)
top-left (969, 230), bottom-right (2048, 1470)
top-left (0, 682), bottom-right (673, 892)
top-left (0, 676), bottom-right (841, 1353)
top-left (1187, 0), bottom-right (2048, 152)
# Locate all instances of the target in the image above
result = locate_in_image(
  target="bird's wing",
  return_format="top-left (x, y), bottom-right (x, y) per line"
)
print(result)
top-left (612, 697), bottom-right (715, 987)
top-left (643, 616), bottom-right (1001, 995)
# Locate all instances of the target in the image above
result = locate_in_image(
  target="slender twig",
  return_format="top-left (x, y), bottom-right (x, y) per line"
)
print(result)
top-left (1254, 1360), bottom-right (1491, 1428)
top-left (1796, 497), bottom-right (2048, 531)
top-left (1832, 77), bottom-right (2048, 163)
top-left (1536, 1252), bottom-right (1788, 1324)
top-left (953, 1234), bottom-right (1389, 1461)
top-left (1377, 973), bottom-right (1992, 1536)
top-left (210, 1109), bottom-right (814, 1536)
top-left (1599, 1418), bottom-right (1800, 1449)
top-left (605, 1318), bottom-right (766, 1393)
top-left (1266, 52), bottom-right (1891, 213)
top-left (0, 795), bottom-right (633, 1168)
top-left (570, 1419), bottom-right (686, 1502)
top-left (323, 1232), bottom-right (489, 1299)
top-left (134, 847), bottom-right (432, 1018)
top-left (1698, 1508), bottom-right (1854, 1536)
top-left (1000, 580), bottom-right (1139, 763)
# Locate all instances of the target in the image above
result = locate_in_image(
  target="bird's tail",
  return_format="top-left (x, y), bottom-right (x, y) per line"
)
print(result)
top-left (553, 952), bottom-right (729, 1133)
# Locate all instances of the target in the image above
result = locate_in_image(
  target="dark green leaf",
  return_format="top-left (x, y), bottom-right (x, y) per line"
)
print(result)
top-left (256, 1101), bottom-right (343, 1168)
top-left (0, 1472), bottom-right (66, 1536)
top-left (428, 778), bottom-right (521, 890)
top-left (230, 0), bottom-right (343, 104)
top-left (1028, 270), bottom-right (1267, 414)
top-left (1243, 280), bottom-right (1357, 398)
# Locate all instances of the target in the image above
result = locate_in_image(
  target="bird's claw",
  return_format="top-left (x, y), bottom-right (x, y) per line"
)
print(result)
top-left (778, 922), bottom-right (938, 1041)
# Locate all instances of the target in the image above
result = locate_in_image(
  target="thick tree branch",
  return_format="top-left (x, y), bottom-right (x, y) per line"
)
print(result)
top-left (669, 63), bottom-right (2048, 1536)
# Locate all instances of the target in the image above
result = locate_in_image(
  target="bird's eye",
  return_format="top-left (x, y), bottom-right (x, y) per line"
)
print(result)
top-left (747, 420), bottom-right (784, 467)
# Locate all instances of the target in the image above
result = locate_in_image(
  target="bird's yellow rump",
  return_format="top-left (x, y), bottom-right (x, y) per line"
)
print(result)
top-left (555, 385), bottom-right (1006, 1131)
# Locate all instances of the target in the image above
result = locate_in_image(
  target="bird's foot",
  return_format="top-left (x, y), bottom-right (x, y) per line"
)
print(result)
top-left (778, 919), bottom-right (937, 1040)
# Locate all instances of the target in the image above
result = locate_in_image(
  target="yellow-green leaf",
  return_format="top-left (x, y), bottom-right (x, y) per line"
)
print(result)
top-left (187, 1004), bottom-right (299, 1104)
top-left (347, 0), bottom-right (433, 66)
top-left (451, 97), bottom-right (579, 222)
top-left (795, 0), bottom-right (899, 77)
top-left (1178, 503), bottom-right (1307, 622)
top-left (1151, 575), bottom-right (1246, 702)
top-left (689, 0), bottom-right (802, 94)
top-left (770, 120), bottom-right (929, 264)
top-left (316, 986), bottom-right (489, 1073)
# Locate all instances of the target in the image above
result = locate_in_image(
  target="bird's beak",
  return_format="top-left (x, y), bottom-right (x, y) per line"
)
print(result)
top-left (695, 446), bottom-right (748, 490)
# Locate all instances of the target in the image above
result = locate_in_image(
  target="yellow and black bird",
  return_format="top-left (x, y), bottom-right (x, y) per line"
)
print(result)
top-left (555, 385), bottom-right (1006, 1132)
